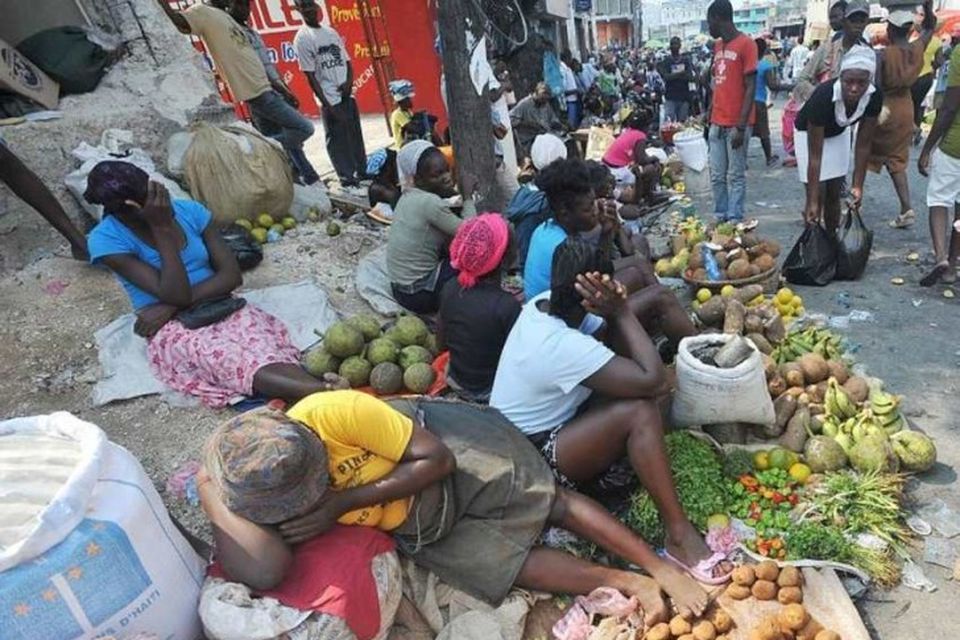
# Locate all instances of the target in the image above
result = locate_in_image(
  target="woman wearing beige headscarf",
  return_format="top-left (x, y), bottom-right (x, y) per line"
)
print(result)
top-left (869, 0), bottom-right (936, 229)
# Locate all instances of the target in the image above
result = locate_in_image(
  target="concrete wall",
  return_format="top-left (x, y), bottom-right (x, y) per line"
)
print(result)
top-left (0, 0), bottom-right (88, 46)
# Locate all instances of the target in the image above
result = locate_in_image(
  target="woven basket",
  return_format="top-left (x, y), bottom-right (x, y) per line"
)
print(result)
top-left (683, 265), bottom-right (782, 295)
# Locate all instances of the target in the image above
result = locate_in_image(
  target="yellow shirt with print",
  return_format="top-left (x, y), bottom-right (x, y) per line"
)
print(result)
top-left (287, 390), bottom-right (413, 531)
top-left (921, 36), bottom-right (942, 77)
top-left (390, 108), bottom-right (413, 149)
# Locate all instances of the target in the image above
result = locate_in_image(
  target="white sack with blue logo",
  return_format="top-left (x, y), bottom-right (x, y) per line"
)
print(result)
top-left (0, 412), bottom-right (205, 640)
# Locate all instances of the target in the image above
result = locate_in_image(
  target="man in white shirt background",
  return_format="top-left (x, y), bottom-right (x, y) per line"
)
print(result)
top-left (788, 38), bottom-right (812, 81)
top-left (560, 50), bottom-right (582, 129)
top-left (293, 0), bottom-right (368, 187)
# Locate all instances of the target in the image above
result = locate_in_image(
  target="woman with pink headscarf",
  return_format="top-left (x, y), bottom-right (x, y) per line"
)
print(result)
top-left (438, 213), bottom-right (520, 402)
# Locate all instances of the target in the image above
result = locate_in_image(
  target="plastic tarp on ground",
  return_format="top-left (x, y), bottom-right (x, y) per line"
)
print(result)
top-left (92, 280), bottom-right (338, 406)
top-left (355, 245), bottom-right (403, 316)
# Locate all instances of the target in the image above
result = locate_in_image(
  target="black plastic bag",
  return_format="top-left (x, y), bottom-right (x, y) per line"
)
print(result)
top-left (220, 224), bottom-right (263, 271)
top-left (783, 223), bottom-right (837, 286)
top-left (834, 207), bottom-right (873, 280)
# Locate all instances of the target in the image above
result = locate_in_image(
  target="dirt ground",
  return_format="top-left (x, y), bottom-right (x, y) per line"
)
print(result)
top-left (1, 104), bottom-right (958, 639)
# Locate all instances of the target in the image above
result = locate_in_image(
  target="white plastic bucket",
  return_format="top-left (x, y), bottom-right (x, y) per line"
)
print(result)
top-left (674, 130), bottom-right (709, 172)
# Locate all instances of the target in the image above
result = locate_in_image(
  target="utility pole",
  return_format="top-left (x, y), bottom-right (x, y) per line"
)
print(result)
top-left (436, 0), bottom-right (509, 211)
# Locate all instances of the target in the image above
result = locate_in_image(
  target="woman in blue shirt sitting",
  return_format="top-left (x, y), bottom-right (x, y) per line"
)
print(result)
top-left (85, 161), bottom-right (346, 407)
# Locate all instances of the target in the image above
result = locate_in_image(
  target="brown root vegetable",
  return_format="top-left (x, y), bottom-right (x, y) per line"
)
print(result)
top-left (678, 635), bottom-right (696, 640)
top-left (693, 621), bottom-right (717, 640)
top-left (761, 353), bottom-right (778, 379)
top-left (711, 611), bottom-right (733, 634)
top-left (805, 384), bottom-right (825, 404)
top-left (825, 360), bottom-right (849, 384)
top-left (752, 333), bottom-right (775, 355)
top-left (764, 315), bottom-right (787, 344)
top-left (751, 579), bottom-right (778, 600)
top-left (728, 258), bottom-right (752, 280)
top-left (814, 632), bottom-right (841, 640)
top-left (749, 617), bottom-right (783, 640)
top-left (670, 615), bottom-right (693, 637)
top-left (742, 232), bottom-right (761, 248)
top-left (724, 299), bottom-right (747, 334)
top-left (780, 363), bottom-right (805, 388)
top-left (779, 405), bottom-right (811, 453)
top-left (733, 284), bottom-right (765, 304)
top-left (744, 313), bottom-right (766, 335)
top-left (777, 565), bottom-right (802, 588)
top-left (697, 296), bottom-right (728, 326)
top-left (843, 376), bottom-right (870, 403)
top-left (754, 254), bottom-right (776, 272)
top-left (645, 622), bottom-right (671, 640)
top-left (795, 618), bottom-right (825, 640)
top-left (692, 268), bottom-right (708, 281)
top-left (778, 604), bottom-right (809, 631)
top-left (798, 353), bottom-right (830, 384)
top-left (785, 386), bottom-right (805, 398)
top-left (768, 394), bottom-right (798, 438)
top-left (768, 375), bottom-right (788, 398)
top-left (716, 252), bottom-right (730, 269)
top-left (725, 583), bottom-right (752, 600)
top-left (732, 565), bottom-right (757, 586)
top-left (755, 560), bottom-right (780, 582)
top-left (778, 586), bottom-right (804, 604)
top-left (765, 239), bottom-right (782, 258)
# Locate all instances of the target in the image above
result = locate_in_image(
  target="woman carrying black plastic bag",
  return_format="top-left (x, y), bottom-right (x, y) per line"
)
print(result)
top-left (796, 45), bottom-right (882, 235)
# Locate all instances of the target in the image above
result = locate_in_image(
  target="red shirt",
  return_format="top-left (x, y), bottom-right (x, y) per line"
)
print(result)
top-left (711, 34), bottom-right (758, 127)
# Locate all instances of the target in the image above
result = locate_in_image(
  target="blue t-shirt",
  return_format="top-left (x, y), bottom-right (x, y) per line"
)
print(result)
top-left (523, 219), bottom-right (568, 300)
top-left (755, 59), bottom-right (774, 103)
top-left (88, 200), bottom-right (216, 310)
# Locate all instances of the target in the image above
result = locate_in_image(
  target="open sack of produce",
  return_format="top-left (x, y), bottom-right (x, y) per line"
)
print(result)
top-left (0, 413), bottom-right (206, 640)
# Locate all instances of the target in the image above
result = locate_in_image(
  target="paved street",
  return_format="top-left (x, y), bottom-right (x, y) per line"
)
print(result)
top-left (721, 97), bottom-right (959, 640)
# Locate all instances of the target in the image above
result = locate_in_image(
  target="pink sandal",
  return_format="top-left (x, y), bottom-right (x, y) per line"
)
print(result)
top-left (660, 549), bottom-right (734, 586)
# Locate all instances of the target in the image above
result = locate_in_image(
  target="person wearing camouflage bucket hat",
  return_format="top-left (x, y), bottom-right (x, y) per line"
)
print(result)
top-left (199, 390), bottom-right (713, 617)
top-left (203, 406), bottom-right (329, 525)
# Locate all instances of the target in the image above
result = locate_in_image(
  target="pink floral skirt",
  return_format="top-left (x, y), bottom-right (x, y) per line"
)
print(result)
top-left (147, 304), bottom-right (301, 407)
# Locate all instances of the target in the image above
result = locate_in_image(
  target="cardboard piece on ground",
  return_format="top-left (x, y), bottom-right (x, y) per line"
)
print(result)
top-left (0, 38), bottom-right (59, 109)
top-left (718, 568), bottom-right (870, 640)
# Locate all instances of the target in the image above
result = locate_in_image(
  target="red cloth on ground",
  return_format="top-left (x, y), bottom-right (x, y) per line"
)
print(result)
top-left (208, 524), bottom-right (395, 640)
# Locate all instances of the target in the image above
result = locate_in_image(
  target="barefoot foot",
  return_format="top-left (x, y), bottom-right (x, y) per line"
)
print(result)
top-left (618, 573), bottom-right (669, 627)
top-left (649, 561), bottom-right (709, 618)
top-left (665, 525), bottom-right (735, 580)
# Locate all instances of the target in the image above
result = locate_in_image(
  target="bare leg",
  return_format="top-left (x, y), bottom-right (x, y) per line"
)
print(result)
top-left (760, 136), bottom-right (773, 163)
top-left (252, 363), bottom-right (346, 403)
top-left (554, 399), bottom-right (729, 586)
top-left (548, 487), bottom-right (707, 618)
top-left (822, 178), bottom-right (843, 236)
top-left (0, 145), bottom-right (88, 260)
top-left (890, 170), bottom-right (912, 216)
top-left (921, 205), bottom-right (952, 286)
top-left (627, 284), bottom-right (697, 346)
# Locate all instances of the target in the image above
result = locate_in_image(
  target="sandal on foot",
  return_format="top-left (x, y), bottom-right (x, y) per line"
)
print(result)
top-left (942, 268), bottom-right (958, 284)
top-left (921, 262), bottom-right (950, 287)
top-left (659, 549), bottom-right (734, 586)
top-left (889, 210), bottom-right (916, 229)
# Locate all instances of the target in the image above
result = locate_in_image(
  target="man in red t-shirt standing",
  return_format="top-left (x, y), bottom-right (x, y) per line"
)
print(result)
top-left (706, 0), bottom-right (758, 221)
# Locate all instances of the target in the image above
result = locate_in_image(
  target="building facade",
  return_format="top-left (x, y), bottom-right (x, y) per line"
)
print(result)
top-left (644, 0), bottom-right (710, 41)
top-left (593, 0), bottom-right (640, 48)
top-left (733, 1), bottom-right (773, 36)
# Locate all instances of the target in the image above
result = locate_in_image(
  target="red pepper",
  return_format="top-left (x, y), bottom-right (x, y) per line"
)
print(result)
top-left (772, 493), bottom-right (785, 504)
top-left (788, 494), bottom-right (799, 505)
top-left (740, 475), bottom-right (760, 488)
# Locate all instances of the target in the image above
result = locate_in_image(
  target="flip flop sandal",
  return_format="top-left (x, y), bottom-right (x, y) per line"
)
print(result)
top-left (889, 210), bottom-right (916, 229)
top-left (365, 206), bottom-right (394, 226)
top-left (659, 549), bottom-right (734, 586)
top-left (920, 262), bottom-right (950, 287)
top-left (943, 269), bottom-right (958, 284)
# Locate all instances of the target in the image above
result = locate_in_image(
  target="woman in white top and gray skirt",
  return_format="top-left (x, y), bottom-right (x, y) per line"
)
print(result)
top-left (796, 45), bottom-right (883, 234)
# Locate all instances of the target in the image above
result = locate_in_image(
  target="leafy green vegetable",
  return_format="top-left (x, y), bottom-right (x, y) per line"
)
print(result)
top-left (624, 432), bottom-right (732, 545)
top-left (722, 448), bottom-right (754, 478)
